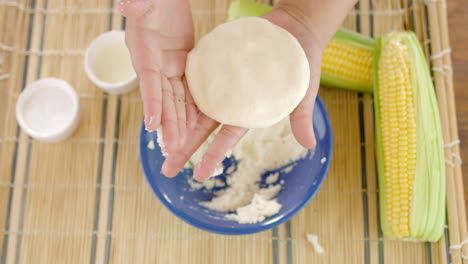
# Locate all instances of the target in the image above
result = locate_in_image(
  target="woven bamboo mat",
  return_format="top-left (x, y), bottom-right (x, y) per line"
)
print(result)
top-left (0, 0), bottom-right (466, 263)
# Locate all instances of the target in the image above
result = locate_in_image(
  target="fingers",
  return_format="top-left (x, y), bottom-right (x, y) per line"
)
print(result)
top-left (125, 20), bottom-right (162, 131)
top-left (161, 114), bottom-right (219, 178)
top-left (169, 77), bottom-right (187, 148)
top-left (290, 64), bottom-right (321, 149)
top-left (184, 77), bottom-right (199, 129)
top-left (161, 50), bottom-right (189, 78)
top-left (126, 23), bottom-right (192, 145)
top-left (290, 93), bottom-right (316, 149)
top-left (118, 0), bottom-right (152, 18)
top-left (161, 77), bottom-right (180, 153)
top-left (193, 125), bottom-right (248, 182)
top-left (139, 68), bottom-right (162, 131)
top-left (262, 8), bottom-right (324, 150)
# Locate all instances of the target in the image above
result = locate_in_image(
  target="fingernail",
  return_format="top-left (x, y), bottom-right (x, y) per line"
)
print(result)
top-left (161, 161), bottom-right (169, 177)
top-left (311, 134), bottom-right (317, 149)
top-left (144, 116), bottom-right (155, 131)
top-left (193, 163), bottom-right (203, 181)
top-left (161, 158), bottom-right (178, 178)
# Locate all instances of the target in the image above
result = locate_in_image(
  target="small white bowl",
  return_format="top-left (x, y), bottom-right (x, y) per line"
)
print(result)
top-left (84, 30), bottom-right (138, 94)
top-left (16, 78), bottom-right (80, 143)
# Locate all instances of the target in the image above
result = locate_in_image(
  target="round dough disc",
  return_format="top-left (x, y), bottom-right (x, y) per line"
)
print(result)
top-left (186, 17), bottom-right (310, 128)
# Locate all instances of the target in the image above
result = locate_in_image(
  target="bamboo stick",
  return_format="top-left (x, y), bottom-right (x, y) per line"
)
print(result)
top-left (426, 1), bottom-right (464, 264)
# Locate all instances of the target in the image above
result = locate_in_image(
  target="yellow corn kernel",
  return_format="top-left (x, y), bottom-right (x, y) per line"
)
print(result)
top-left (322, 40), bottom-right (373, 86)
top-left (378, 41), bottom-right (416, 239)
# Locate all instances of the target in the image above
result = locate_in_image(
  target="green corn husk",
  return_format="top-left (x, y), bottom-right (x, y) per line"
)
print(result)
top-left (374, 32), bottom-right (445, 241)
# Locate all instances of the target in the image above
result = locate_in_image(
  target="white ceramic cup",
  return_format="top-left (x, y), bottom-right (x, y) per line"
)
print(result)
top-left (84, 30), bottom-right (138, 94)
top-left (16, 78), bottom-right (80, 143)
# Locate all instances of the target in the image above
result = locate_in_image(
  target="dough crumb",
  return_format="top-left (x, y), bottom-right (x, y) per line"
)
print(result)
top-left (187, 177), bottom-right (225, 191)
top-left (265, 172), bottom-right (280, 184)
top-left (214, 179), bottom-right (226, 188)
top-left (281, 165), bottom-right (294, 174)
top-left (226, 194), bottom-right (282, 224)
top-left (320, 157), bottom-right (327, 164)
top-left (257, 184), bottom-right (282, 200)
top-left (147, 140), bottom-right (155, 150)
top-left (187, 178), bottom-right (204, 191)
top-left (306, 234), bottom-right (324, 254)
top-left (225, 165), bottom-right (236, 175)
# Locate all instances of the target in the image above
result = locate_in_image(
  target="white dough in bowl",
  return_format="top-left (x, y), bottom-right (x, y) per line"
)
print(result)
top-left (185, 17), bottom-right (310, 128)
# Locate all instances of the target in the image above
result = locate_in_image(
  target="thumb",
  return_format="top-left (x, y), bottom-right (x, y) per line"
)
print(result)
top-left (290, 60), bottom-right (321, 149)
top-left (290, 90), bottom-right (317, 149)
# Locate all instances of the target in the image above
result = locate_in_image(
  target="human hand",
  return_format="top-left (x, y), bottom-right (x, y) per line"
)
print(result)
top-left (119, 0), bottom-right (198, 153)
top-left (161, 8), bottom-right (325, 181)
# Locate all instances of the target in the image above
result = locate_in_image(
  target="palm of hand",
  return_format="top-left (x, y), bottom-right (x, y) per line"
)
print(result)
top-left (123, 0), bottom-right (198, 153)
top-left (161, 9), bottom-right (324, 182)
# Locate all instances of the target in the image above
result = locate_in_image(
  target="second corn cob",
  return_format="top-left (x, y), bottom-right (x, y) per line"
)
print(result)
top-left (321, 29), bottom-right (373, 92)
top-left (374, 32), bottom-right (445, 241)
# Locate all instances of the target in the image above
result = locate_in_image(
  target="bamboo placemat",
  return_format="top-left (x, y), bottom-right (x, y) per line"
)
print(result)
top-left (0, 0), bottom-right (466, 263)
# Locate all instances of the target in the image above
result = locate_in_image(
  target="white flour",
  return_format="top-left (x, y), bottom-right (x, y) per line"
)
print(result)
top-left (22, 86), bottom-right (74, 136)
top-left (187, 118), bottom-right (308, 223)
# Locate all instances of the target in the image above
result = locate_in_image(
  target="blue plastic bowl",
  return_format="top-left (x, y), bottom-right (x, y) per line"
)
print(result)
top-left (139, 96), bottom-right (333, 235)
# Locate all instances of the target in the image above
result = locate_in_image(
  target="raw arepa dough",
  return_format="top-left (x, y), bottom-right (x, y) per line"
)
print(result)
top-left (185, 17), bottom-right (310, 128)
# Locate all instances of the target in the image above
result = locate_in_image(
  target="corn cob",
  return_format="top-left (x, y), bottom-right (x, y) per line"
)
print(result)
top-left (374, 32), bottom-right (445, 241)
top-left (321, 29), bottom-right (374, 92)
top-left (228, 0), bottom-right (374, 93)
